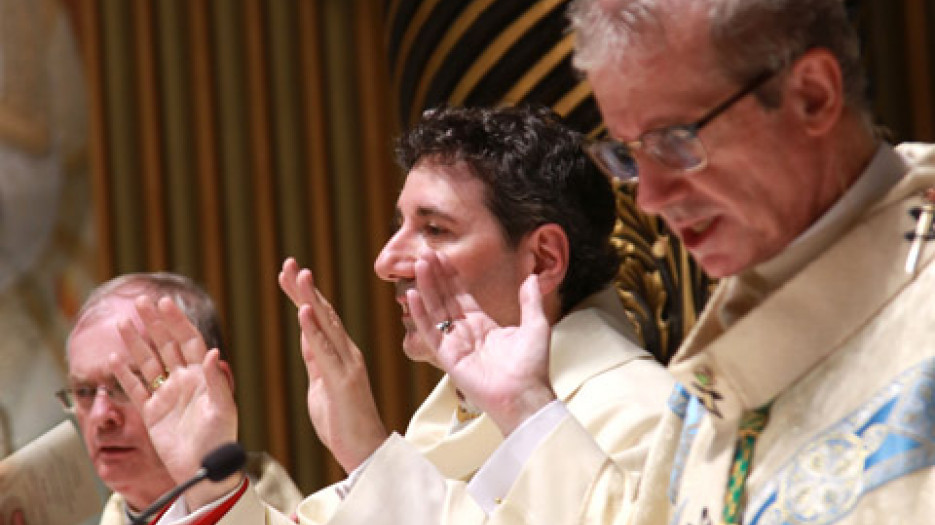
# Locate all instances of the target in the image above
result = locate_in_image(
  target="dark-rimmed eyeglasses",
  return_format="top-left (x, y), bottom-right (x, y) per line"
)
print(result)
top-left (55, 381), bottom-right (130, 411)
top-left (585, 69), bottom-right (777, 179)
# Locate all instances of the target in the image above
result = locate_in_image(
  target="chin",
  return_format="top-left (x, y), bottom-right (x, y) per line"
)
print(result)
top-left (97, 467), bottom-right (132, 492)
top-left (694, 251), bottom-right (749, 278)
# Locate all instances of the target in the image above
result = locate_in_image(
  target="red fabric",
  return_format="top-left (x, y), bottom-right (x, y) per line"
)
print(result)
top-left (146, 496), bottom-right (176, 525)
top-left (187, 477), bottom-right (250, 525)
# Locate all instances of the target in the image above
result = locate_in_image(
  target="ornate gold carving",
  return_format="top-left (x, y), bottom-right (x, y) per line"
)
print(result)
top-left (611, 179), bottom-right (714, 364)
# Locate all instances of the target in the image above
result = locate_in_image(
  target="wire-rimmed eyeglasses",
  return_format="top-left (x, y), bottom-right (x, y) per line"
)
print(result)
top-left (585, 69), bottom-right (777, 179)
top-left (55, 381), bottom-right (130, 412)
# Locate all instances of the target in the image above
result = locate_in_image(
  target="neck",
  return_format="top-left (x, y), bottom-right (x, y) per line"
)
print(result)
top-left (117, 479), bottom-right (176, 516)
top-left (813, 113), bottom-right (878, 223)
top-left (840, 110), bottom-right (879, 175)
top-left (542, 292), bottom-right (564, 326)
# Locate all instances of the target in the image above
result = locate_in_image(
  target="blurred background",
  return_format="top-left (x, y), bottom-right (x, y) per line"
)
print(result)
top-left (1, 0), bottom-right (932, 497)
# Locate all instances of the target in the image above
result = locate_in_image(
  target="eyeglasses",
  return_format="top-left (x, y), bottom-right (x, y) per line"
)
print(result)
top-left (55, 381), bottom-right (130, 412)
top-left (585, 69), bottom-right (777, 179)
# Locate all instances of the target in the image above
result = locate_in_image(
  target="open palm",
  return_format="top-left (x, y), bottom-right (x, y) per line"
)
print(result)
top-left (112, 296), bottom-right (239, 507)
top-left (408, 251), bottom-right (556, 436)
top-left (279, 258), bottom-right (388, 473)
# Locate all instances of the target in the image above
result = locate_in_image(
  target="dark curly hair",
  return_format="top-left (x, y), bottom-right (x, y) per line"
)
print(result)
top-left (395, 105), bottom-right (619, 314)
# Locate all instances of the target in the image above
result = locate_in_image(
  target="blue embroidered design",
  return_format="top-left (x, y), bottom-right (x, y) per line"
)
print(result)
top-left (747, 358), bottom-right (935, 524)
top-left (669, 384), bottom-right (691, 419)
top-left (669, 391), bottom-right (706, 504)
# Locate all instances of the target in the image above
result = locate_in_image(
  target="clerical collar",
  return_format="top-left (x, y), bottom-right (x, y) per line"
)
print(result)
top-left (123, 502), bottom-right (143, 525)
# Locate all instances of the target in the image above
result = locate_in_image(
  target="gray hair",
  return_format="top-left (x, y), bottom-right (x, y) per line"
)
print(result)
top-left (569, 0), bottom-right (869, 111)
top-left (68, 272), bottom-right (225, 358)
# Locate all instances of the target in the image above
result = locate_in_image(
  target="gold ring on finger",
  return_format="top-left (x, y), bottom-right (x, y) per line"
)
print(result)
top-left (150, 372), bottom-right (169, 391)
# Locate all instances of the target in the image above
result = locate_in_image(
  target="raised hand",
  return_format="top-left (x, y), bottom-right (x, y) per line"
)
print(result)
top-left (279, 258), bottom-right (388, 473)
top-left (112, 296), bottom-right (240, 510)
top-left (407, 250), bottom-right (556, 436)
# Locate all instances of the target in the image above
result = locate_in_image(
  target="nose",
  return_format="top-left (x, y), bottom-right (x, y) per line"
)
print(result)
top-left (634, 161), bottom-right (688, 216)
top-left (374, 228), bottom-right (418, 282)
top-left (87, 389), bottom-right (124, 430)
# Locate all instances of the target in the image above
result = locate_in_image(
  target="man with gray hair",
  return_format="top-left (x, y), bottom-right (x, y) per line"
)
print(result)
top-left (60, 273), bottom-right (302, 524)
top-left (406, 0), bottom-right (935, 523)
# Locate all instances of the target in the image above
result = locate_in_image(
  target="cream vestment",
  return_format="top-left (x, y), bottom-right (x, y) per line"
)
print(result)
top-left (167, 144), bottom-right (935, 525)
top-left (174, 286), bottom-right (673, 524)
top-left (383, 142), bottom-right (935, 525)
top-left (623, 144), bottom-right (935, 525)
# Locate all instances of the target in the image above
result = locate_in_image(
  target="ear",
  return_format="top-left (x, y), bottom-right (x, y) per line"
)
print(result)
top-left (522, 223), bottom-right (569, 298)
top-left (784, 48), bottom-right (845, 137)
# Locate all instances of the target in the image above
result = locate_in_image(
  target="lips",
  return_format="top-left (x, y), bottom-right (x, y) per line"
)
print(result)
top-left (677, 216), bottom-right (719, 250)
top-left (394, 280), bottom-right (416, 327)
top-left (397, 299), bottom-right (418, 333)
top-left (689, 218), bottom-right (714, 234)
top-left (96, 444), bottom-right (135, 459)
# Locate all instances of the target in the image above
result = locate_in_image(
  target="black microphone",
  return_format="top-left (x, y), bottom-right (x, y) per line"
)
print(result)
top-left (131, 442), bottom-right (247, 525)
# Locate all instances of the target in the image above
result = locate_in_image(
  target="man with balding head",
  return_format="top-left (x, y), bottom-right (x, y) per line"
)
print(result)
top-left (61, 273), bottom-right (302, 524)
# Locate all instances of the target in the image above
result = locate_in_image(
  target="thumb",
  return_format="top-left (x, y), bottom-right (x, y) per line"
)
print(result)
top-left (518, 274), bottom-right (546, 329)
top-left (203, 349), bottom-right (233, 403)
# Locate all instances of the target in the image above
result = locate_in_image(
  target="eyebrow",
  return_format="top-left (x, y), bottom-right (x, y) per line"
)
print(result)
top-left (394, 205), bottom-right (459, 224)
top-left (66, 374), bottom-right (88, 384)
top-left (67, 369), bottom-right (143, 384)
top-left (416, 206), bottom-right (457, 222)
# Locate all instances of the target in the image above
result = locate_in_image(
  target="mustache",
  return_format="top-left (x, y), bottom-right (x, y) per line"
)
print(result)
top-left (394, 279), bottom-right (415, 298)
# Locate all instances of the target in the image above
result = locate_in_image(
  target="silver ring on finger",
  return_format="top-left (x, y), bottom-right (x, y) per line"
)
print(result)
top-left (435, 319), bottom-right (454, 334)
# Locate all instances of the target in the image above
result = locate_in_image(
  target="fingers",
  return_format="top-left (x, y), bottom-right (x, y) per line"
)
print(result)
top-left (156, 297), bottom-right (209, 365)
top-left (298, 304), bottom-right (351, 374)
top-left (282, 257), bottom-right (358, 383)
top-left (279, 257), bottom-right (302, 305)
top-left (279, 258), bottom-right (317, 308)
top-left (413, 250), bottom-right (469, 324)
top-left (118, 315), bottom-right (169, 391)
top-left (280, 257), bottom-right (347, 355)
top-left (298, 325), bottom-right (323, 381)
top-left (133, 295), bottom-right (210, 374)
top-left (429, 250), bottom-right (484, 315)
top-left (302, 286), bottom-right (351, 361)
top-left (203, 348), bottom-right (235, 412)
top-left (406, 287), bottom-right (442, 351)
top-left (135, 297), bottom-right (189, 370)
top-left (111, 346), bottom-right (151, 409)
top-left (412, 257), bottom-right (449, 326)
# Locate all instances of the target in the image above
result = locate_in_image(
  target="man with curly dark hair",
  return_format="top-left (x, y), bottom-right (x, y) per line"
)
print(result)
top-left (112, 105), bottom-right (673, 524)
